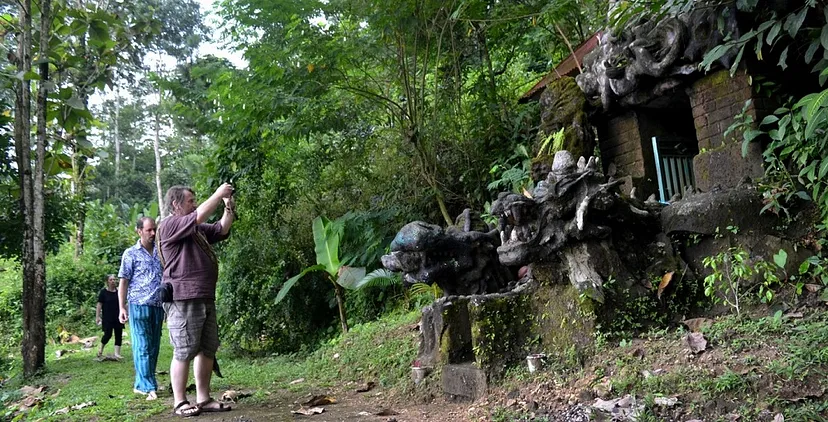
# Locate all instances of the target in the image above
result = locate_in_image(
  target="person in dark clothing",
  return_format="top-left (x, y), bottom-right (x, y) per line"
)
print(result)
top-left (96, 274), bottom-right (124, 359)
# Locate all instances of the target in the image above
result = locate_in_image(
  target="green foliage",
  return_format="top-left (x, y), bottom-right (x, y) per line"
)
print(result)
top-left (82, 200), bottom-right (138, 266)
top-left (487, 144), bottom-right (534, 195)
top-left (0, 260), bottom-right (23, 373)
top-left (702, 245), bottom-right (789, 315)
top-left (46, 244), bottom-right (115, 338)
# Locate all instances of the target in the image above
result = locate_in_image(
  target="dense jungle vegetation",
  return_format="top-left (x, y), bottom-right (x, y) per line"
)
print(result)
top-left (2, 0), bottom-right (828, 391)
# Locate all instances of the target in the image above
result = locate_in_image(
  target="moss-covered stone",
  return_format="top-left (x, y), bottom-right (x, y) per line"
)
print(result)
top-left (468, 294), bottom-right (533, 377)
top-left (438, 298), bottom-right (473, 365)
top-left (529, 263), bottom-right (596, 364)
top-left (534, 76), bottom-right (595, 181)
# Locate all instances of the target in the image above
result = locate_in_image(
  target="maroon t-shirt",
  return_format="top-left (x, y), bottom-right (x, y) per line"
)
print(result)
top-left (158, 212), bottom-right (229, 300)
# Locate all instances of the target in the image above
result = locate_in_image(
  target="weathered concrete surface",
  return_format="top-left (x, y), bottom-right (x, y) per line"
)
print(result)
top-left (693, 142), bottom-right (764, 193)
top-left (661, 184), bottom-right (776, 236)
top-left (442, 363), bottom-right (487, 401)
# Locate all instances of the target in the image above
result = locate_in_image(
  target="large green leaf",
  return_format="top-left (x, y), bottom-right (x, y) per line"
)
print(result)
top-left (335, 266), bottom-right (367, 290)
top-left (313, 216), bottom-right (341, 277)
top-left (275, 264), bottom-right (326, 304)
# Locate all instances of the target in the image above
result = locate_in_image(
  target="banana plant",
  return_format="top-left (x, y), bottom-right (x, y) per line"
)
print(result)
top-left (275, 216), bottom-right (400, 333)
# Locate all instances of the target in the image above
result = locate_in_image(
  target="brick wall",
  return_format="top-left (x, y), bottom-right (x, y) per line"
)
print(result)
top-left (688, 70), bottom-right (755, 150)
top-left (601, 111), bottom-right (646, 179)
top-left (688, 70), bottom-right (766, 191)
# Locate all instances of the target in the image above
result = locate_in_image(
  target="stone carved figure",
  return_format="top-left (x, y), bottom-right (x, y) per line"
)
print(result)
top-left (381, 212), bottom-right (513, 296)
top-left (492, 151), bottom-right (662, 301)
top-left (576, 4), bottom-right (738, 109)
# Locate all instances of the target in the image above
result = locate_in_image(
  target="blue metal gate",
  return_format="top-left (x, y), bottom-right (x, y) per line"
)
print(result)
top-left (651, 136), bottom-right (696, 203)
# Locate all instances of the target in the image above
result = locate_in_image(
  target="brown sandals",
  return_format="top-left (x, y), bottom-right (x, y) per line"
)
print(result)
top-left (173, 401), bottom-right (201, 418)
top-left (197, 398), bottom-right (232, 412)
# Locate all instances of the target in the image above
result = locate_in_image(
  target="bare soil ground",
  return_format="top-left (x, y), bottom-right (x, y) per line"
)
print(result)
top-left (151, 299), bottom-right (828, 422)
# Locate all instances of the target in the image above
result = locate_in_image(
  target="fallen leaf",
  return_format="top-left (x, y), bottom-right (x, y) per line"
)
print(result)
top-left (683, 318), bottom-right (714, 333)
top-left (20, 385), bottom-right (46, 396)
top-left (683, 332), bottom-right (707, 354)
top-left (289, 378), bottom-right (305, 385)
top-left (785, 312), bottom-right (804, 319)
top-left (356, 381), bottom-right (375, 393)
top-left (657, 271), bottom-right (674, 299)
top-left (654, 397), bottom-right (679, 407)
top-left (221, 390), bottom-right (252, 402)
top-left (291, 407), bottom-right (324, 415)
top-left (774, 413), bottom-right (784, 422)
top-left (19, 396), bottom-right (43, 411)
top-left (63, 335), bottom-right (81, 344)
top-left (631, 348), bottom-right (645, 359)
top-left (303, 395), bottom-right (336, 406)
top-left (376, 408), bottom-right (399, 416)
top-left (805, 284), bottom-right (821, 293)
top-left (71, 401), bottom-right (95, 410)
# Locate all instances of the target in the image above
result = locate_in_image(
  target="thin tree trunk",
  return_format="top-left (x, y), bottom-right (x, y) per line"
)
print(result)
top-left (72, 146), bottom-right (85, 259)
top-left (114, 88), bottom-right (120, 183)
top-left (30, 0), bottom-right (51, 378)
top-left (14, 0), bottom-right (41, 378)
top-left (154, 66), bottom-right (164, 216)
top-left (554, 21), bottom-right (582, 74)
top-left (334, 283), bottom-right (348, 333)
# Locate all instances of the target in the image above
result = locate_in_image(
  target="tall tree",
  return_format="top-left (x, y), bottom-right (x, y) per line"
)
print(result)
top-left (13, 0), bottom-right (38, 377)
top-left (29, 0), bottom-right (52, 378)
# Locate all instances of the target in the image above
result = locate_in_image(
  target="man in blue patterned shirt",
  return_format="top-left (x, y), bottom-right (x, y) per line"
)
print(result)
top-left (118, 216), bottom-right (164, 401)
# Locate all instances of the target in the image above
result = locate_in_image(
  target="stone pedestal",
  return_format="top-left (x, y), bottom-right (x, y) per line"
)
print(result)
top-left (692, 141), bottom-right (764, 192)
top-left (442, 363), bottom-right (488, 401)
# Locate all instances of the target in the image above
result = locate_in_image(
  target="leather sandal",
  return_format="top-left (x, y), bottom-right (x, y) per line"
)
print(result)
top-left (197, 398), bottom-right (232, 412)
top-left (173, 400), bottom-right (201, 418)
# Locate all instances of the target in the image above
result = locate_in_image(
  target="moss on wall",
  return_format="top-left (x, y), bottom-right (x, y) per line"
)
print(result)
top-left (468, 293), bottom-right (533, 377)
top-left (528, 270), bottom-right (596, 365)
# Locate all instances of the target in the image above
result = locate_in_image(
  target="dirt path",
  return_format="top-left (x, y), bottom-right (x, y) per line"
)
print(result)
top-left (148, 388), bottom-right (472, 422)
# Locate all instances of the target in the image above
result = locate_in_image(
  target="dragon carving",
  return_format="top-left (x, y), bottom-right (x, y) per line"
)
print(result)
top-left (381, 212), bottom-right (513, 296)
top-left (492, 151), bottom-right (662, 300)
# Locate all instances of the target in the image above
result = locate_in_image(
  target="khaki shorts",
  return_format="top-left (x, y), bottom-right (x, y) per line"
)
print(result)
top-left (163, 299), bottom-right (219, 361)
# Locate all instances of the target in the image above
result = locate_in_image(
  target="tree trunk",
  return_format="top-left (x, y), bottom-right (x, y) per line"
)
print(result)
top-left (154, 70), bottom-right (164, 215)
top-left (15, 0), bottom-right (43, 378)
top-left (334, 283), bottom-right (349, 333)
top-left (72, 146), bottom-right (85, 259)
top-left (114, 88), bottom-right (120, 183)
top-left (29, 0), bottom-right (51, 378)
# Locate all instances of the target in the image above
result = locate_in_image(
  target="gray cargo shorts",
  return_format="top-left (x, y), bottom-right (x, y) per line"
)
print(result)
top-left (163, 299), bottom-right (219, 361)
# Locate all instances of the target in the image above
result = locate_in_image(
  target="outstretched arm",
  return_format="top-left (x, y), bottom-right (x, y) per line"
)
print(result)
top-left (196, 183), bottom-right (233, 225)
top-left (218, 197), bottom-right (236, 236)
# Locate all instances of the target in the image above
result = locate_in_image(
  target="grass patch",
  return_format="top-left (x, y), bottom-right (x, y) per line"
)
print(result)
top-left (0, 309), bottom-right (421, 421)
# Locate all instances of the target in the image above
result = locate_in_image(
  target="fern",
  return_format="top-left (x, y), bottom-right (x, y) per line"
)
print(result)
top-left (408, 282), bottom-right (443, 299)
top-left (536, 128), bottom-right (565, 158)
top-left (358, 269), bottom-right (401, 289)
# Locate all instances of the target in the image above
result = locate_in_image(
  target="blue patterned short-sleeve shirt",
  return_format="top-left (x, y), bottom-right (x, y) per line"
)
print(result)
top-left (118, 240), bottom-right (163, 307)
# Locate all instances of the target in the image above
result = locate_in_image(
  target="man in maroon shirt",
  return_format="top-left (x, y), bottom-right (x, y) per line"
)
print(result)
top-left (158, 183), bottom-right (235, 417)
